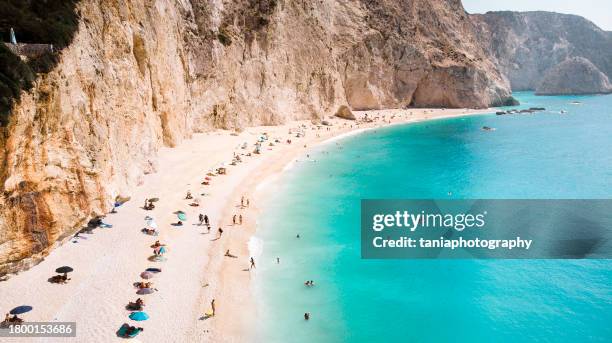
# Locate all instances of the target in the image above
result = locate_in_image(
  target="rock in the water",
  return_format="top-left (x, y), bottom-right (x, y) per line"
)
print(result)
top-left (493, 96), bottom-right (520, 107)
top-left (536, 57), bottom-right (612, 95)
top-left (335, 105), bottom-right (356, 120)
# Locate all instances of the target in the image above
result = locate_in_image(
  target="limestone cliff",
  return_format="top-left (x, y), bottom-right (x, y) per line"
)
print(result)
top-left (472, 11), bottom-right (612, 91)
top-left (536, 57), bottom-right (612, 95)
top-left (0, 0), bottom-right (514, 275)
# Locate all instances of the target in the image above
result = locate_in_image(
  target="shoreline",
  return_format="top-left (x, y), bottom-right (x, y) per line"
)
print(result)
top-left (207, 107), bottom-right (491, 342)
top-left (0, 107), bottom-right (491, 342)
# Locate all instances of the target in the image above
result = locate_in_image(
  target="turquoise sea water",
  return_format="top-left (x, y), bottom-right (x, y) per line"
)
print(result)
top-left (254, 92), bottom-right (612, 342)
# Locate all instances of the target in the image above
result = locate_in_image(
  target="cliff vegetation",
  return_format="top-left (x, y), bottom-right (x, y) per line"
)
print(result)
top-left (0, 0), bottom-right (80, 124)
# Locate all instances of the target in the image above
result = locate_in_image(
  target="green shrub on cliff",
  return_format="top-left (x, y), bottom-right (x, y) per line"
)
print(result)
top-left (0, 44), bottom-right (34, 124)
top-left (0, 0), bottom-right (80, 125)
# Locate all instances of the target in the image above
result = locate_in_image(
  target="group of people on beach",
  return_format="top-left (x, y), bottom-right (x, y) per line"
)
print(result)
top-left (2, 313), bottom-right (23, 325)
top-left (5, 121), bottom-right (396, 336)
top-left (119, 211), bottom-right (169, 338)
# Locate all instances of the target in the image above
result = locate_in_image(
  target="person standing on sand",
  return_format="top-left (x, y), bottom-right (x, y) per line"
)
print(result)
top-left (241, 196), bottom-right (244, 208)
top-left (239, 214), bottom-right (243, 225)
top-left (211, 299), bottom-right (216, 316)
top-left (232, 215), bottom-right (237, 225)
top-left (218, 228), bottom-right (223, 237)
top-left (246, 199), bottom-right (250, 208)
top-left (199, 213), bottom-right (204, 226)
top-left (250, 257), bottom-right (256, 269)
top-left (204, 214), bottom-right (209, 226)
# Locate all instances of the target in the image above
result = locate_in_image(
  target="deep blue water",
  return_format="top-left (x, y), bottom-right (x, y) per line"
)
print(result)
top-left (255, 92), bottom-right (612, 342)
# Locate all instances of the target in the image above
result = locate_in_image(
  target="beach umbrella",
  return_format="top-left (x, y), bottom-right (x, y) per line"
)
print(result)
top-left (140, 272), bottom-right (154, 279)
top-left (146, 218), bottom-right (158, 229)
top-left (55, 266), bottom-right (73, 274)
top-left (148, 255), bottom-right (167, 262)
top-left (129, 311), bottom-right (150, 321)
top-left (10, 306), bottom-right (33, 315)
top-left (136, 288), bottom-right (154, 295)
top-left (177, 212), bottom-right (187, 221)
top-left (145, 268), bottom-right (161, 273)
top-left (154, 246), bottom-right (167, 255)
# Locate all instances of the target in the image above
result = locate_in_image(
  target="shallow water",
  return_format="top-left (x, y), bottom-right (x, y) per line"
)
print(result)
top-left (255, 92), bottom-right (612, 342)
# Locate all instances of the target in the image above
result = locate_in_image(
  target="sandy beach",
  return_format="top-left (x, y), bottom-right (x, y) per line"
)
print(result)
top-left (0, 107), bottom-right (490, 342)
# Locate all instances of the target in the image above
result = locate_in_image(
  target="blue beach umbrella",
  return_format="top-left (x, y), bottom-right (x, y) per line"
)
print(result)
top-left (177, 212), bottom-right (187, 221)
top-left (129, 311), bottom-right (149, 321)
top-left (10, 306), bottom-right (33, 315)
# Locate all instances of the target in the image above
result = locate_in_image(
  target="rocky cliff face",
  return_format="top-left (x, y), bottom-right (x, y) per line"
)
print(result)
top-left (0, 0), bottom-right (514, 275)
top-left (472, 11), bottom-right (612, 91)
top-left (536, 57), bottom-right (612, 95)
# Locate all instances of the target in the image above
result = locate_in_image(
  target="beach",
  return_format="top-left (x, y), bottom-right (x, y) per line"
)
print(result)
top-left (0, 107), bottom-right (489, 342)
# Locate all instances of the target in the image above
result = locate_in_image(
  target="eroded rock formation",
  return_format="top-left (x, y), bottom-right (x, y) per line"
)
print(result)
top-left (335, 105), bottom-right (355, 120)
top-left (536, 57), bottom-right (612, 95)
top-left (472, 11), bottom-right (612, 91)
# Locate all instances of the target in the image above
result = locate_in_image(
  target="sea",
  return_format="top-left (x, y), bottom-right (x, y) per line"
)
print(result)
top-left (253, 92), bottom-right (612, 342)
